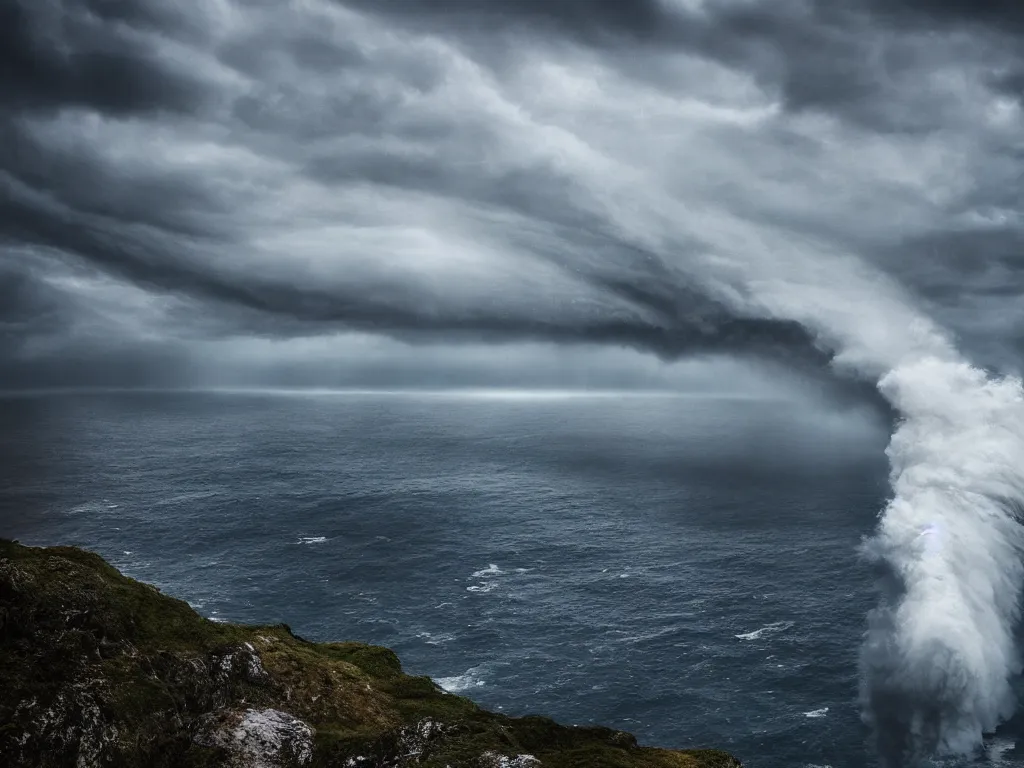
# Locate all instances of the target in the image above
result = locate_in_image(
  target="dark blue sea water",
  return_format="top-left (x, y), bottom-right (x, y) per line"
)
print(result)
top-left (3, 390), bottom-right (1020, 767)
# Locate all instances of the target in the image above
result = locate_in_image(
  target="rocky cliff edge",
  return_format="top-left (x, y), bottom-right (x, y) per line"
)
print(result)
top-left (0, 539), bottom-right (741, 768)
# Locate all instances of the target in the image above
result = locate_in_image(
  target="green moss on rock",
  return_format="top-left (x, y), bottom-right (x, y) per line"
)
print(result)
top-left (0, 539), bottom-right (741, 768)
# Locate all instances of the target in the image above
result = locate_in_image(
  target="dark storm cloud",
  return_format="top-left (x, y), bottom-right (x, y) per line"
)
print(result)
top-left (0, 263), bottom-right (66, 357)
top-left (2, 170), bottom-right (821, 365)
top-left (0, 0), bottom-right (210, 116)
top-left (345, 0), bottom-right (1024, 33)
top-left (0, 253), bottom-right (196, 388)
top-left (0, 0), bottom-right (825, 377)
top-left (338, 0), bottom-right (669, 42)
top-left (0, 119), bottom-right (229, 238)
top-left (343, 0), bottom-right (1024, 132)
top-left (864, 0), bottom-right (1024, 28)
top-left (1, 0), bottom-right (1023, 388)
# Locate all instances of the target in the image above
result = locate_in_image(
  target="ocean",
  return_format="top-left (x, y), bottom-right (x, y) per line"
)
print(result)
top-left (2, 389), bottom-right (1019, 767)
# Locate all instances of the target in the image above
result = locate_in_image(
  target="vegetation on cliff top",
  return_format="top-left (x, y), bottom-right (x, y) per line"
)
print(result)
top-left (0, 539), bottom-right (741, 768)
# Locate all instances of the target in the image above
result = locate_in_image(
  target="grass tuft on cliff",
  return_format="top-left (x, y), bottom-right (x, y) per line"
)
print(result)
top-left (0, 539), bottom-right (741, 768)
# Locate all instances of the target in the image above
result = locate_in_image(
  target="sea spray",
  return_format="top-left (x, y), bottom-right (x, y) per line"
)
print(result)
top-left (859, 357), bottom-right (1024, 764)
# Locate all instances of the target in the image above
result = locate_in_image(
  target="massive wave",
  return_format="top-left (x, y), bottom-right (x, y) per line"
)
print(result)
top-left (860, 356), bottom-right (1024, 764)
top-left (761, 271), bottom-right (1024, 762)
top-left (747, 261), bottom-right (1024, 763)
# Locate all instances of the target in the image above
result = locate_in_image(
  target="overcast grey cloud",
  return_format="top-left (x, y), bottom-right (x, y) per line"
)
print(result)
top-left (2, 0), bottom-right (1023, 389)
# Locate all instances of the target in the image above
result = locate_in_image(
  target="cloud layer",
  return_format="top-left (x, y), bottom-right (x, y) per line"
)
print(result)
top-left (2, 0), bottom-right (1023, 386)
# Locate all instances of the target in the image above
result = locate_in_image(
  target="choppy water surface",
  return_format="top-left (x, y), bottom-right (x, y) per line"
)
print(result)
top-left (3, 390), bottom-right (1017, 767)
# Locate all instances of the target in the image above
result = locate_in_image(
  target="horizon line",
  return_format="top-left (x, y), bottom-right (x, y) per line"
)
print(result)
top-left (0, 385), bottom-right (778, 401)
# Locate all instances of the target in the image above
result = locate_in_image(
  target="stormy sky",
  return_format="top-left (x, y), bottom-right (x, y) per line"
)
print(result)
top-left (3, 0), bottom-right (1023, 391)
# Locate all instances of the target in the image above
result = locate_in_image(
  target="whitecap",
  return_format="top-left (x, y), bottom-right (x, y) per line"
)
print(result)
top-left (735, 621), bottom-right (795, 641)
top-left (610, 626), bottom-right (680, 645)
top-left (436, 672), bottom-right (486, 693)
top-left (67, 501), bottom-right (118, 515)
top-left (467, 582), bottom-right (498, 593)
top-left (472, 564), bottom-right (504, 578)
top-left (416, 631), bottom-right (455, 645)
top-left (298, 536), bottom-right (327, 544)
top-left (804, 708), bottom-right (829, 719)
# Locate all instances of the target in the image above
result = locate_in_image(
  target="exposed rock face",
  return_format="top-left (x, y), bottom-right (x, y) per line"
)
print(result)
top-left (478, 752), bottom-right (543, 767)
top-left (194, 708), bottom-right (314, 767)
top-left (0, 539), bottom-right (743, 767)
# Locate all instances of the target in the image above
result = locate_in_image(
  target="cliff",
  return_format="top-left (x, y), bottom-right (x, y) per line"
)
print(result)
top-left (0, 539), bottom-right (741, 768)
